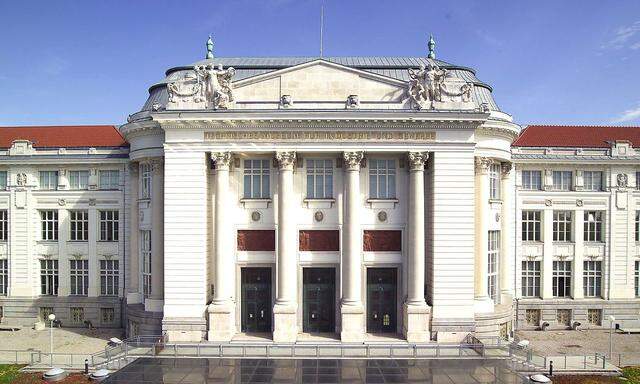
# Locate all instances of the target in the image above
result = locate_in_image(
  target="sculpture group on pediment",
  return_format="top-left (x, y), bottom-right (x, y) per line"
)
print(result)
top-left (166, 64), bottom-right (236, 110)
top-left (407, 61), bottom-right (474, 110)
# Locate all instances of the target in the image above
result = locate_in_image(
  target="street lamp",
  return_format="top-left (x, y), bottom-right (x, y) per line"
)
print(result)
top-left (609, 315), bottom-right (615, 359)
top-left (48, 313), bottom-right (55, 367)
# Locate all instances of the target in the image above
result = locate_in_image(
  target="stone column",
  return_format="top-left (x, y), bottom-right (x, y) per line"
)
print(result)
top-left (208, 152), bottom-right (235, 341)
top-left (500, 162), bottom-right (513, 304)
top-left (341, 151), bottom-right (365, 342)
top-left (474, 157), bottom-right (493, 313)
top-left (403, 152), bottom-right (430, 342)
top-left (146, 158), bottom-right (164, 312)
top-left (273, 151), bottom-right (298, 342)
top-left (126, 162), bottom-right (141, 304)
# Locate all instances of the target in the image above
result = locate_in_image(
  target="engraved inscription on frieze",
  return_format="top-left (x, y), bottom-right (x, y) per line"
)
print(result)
top-left (204, 130), bottom-right (436, 142)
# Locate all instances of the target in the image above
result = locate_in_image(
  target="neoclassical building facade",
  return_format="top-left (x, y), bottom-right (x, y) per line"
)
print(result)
top-left (0, 40), bottom-right (638, 343)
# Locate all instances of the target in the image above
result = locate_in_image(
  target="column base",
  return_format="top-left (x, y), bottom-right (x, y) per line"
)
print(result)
top-left (474, 296), bottom-right (494, 314)
top-left (163, 316), bottom-right (207, 342)
top-left (402, 302), bottom-right (430, 343)
top-left (126, 292), bottom-right (143, 305)
top-left (207, 302), bottom-right (236, 342)
top-left (273, 303), bottom-right (297, 343)
top-left (340, 303), bottom-right (365, 342)
top-left (500, 291), bottom-right (514, 306)
top-left (145, 298), bottom-right (164, 312)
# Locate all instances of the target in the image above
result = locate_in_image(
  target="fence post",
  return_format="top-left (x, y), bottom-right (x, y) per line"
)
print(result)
top-left (583, 355), bottom-right (586, 369)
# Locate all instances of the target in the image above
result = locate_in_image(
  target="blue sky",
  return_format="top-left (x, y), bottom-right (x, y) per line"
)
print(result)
top-left (1, 0), bottom-right (639, 127)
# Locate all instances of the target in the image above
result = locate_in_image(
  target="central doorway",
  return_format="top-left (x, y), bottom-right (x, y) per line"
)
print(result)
top-left (241, 267), bottom-right (272, 333)
top-left (303, 268), bottom-right (336, 333)
top-left (366, 268), bottom-right (397, 333)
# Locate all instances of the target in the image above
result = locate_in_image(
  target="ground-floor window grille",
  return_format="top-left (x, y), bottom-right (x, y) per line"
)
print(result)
top-left (40, 259), bottom-right (59, 296)
top-left (39, 307), bottom-right (54, 322)
top-left (499, 322), bottom-right (511, 340)
top-left (521, 261), bottom-right (541, 297)
top-left (525, 309), bottom-right (540, 326)
top-left (100, 260), bottom-right (119, 296)
top-left (587, 309), bottom-right (602, 326)
top-left (70, 307), bottom-right (84, 324)
top-left (552, 261), bottom-right (572, 298)
top-left (636, 260), bottom-right (640, 297)
top-left (556, 309), bottom-right (571, 326)
top-left (69, 260), bottom-right (89, 296)
top-left (487, 231), bottom-right (500, 303)
top-left (0, 259), bottom-right (7, 296)
top-left (583, 261), bottom-right (602, 297)
top-left (101, 308), bottom-right (115, 325)
top-left (141, 230), bottom-right (152, 298)
top-left (129, 321), bottom-right (139, 338)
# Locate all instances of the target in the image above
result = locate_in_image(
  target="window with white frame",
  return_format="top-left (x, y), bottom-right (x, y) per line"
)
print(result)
top-left (39, 171), bottom-right (58, 190)
top-left (584, 211), bottom-right (604, 242)
top-left (552, 261), bottom-right (572, 298)
top-left (583, 261), bottom-right (602, 298)
top-left (0, 171), bottom-right (6, 189)
top-left (522, 170), bottom-right (542, 191)
top-left (489, 163), bottom-right (501, 199)
top-left (0, 259), bottom-right (7, 296)
top-left (69, 170), bottom-right (89, 190)
top-left (69, 259), bottom-right (89, 296)
top-left (553, 211), bottom-right (572, 242)
top-left (243, 160), bottom-right (270, 199)
top-left (99, 170), bottom-right (120, 190)
top-left (40, 210), bottom-right (58, 241)
top-left (636, 211), bottom-right (639, 242)
top-left (635, 261), bottom-right (640, 297)
top-left (70, 307), bottom-right (84, 324)
top-left (69, 210), bottom-right (88, 241)
top-left (40, 259), bottom-right (58, 296)
top-left (522, 211), bottom-right (542, 242)
top-left (0, 210), bottom-right (7, 241)
top-left (637, 171), bottom-right (640, 190)
top-left (521, 261), bottom-right (541, 297)
top-left (141, 231), bottom-right (152, 298)
top-left (100, 260), bottom-right (119, 296)
top-left (99, 210), bottom-right (119, 242)
top-left (488, 231), bottom-right (500, 303)
top-left (583, 171), bottom-right (603, 191)
top-left (552, 171), bottom-right (573, 191)
top-left (369, 159), bottom-right (396, 199)
top-left (306, 159), bottom-right (333, 199)
top-left (140, 163), bottom-right (152, 199)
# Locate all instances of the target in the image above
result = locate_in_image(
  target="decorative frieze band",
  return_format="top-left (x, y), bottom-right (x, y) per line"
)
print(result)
top-left (204, 130), bottom-right (436, 142)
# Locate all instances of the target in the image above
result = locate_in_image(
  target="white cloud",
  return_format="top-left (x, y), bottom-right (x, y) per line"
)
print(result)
top-left (602, 20), bottom-right (640, 50)
top-left (611, 103), bottom-right (640, 123)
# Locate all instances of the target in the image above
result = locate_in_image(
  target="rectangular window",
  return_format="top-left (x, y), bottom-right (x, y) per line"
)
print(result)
top-left (69, 170), bottom-right (89, 190)
top-left (369, 159), bottom-right (396, 199)
top-left (39, 171), bottom-right (58, 190)
top-left (306, 159), bottom-right (333, 199)
top-left (0, 259), bottom-right (7, 296)
top-left (637, 171), bottom-right (640, 190)
top-left (0, 171), bottom-right (7, 189)
top-left (69, 260), bottom-right (89, 296)
top-left (243, 160), bottom-right (270, 199)
top-left (552, 261), bottom-right (572, 298)
top-left (584, 211), bottom-right (604, 242)
top-left (521, 261), bottom-right (541, 297)
top-left (101, 308), bottom-right (115, 325)
top-left (552, 171), bottom-right (573, 191)
top-left (99, 210), bottom-right (119, 242)
top-left (556, 309), bottom-right (571, 326)
top-left (636, 211), bottom-right (639, 242)
top-left (587, 309), bottom-right (602, 326)
top-left (40, 210), bottom-right (58, 241)
top-left (69, 210), bottom-right (88, 241)
top-left (522, 170), bottom-right (542, 191)
top-left (521, 211), bottom-right (542, 242)
top-left (0, 210), bottom-right (7, 241)
top-left (583, 171), bottom-right (603, 191)
top-left (489, 163), bottom-right (501, 199)
top-left (140, 163), bottom-right (152, 199)
top-left (70, 307), bottom-right (84, 324)
top-left (141, 231), bottom-right (152, 298)
top-left (553, 211), bottom-right (572, 242)
top-left (100, 260), bottom-right (119, 296)
top-left (99, 170), bottom-right (120, 190)
top-left (525, 309), bottom-right (540, 326)
top-left (40, 259), bottom-right (59, 296)
top-left (636, 261), bottom-right (640, 297)
top-left (583, 261), bottom-right (602, 298)
top-left (488, 231), bottom-right (500, 302)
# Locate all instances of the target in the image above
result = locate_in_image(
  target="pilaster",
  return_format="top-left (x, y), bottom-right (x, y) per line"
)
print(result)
top-left (126, 162), bottom-right (142, 304)
top-left (499, 162), bottom-right (513, 304)
top-left (146, 158), bottom-right (164, 312)
top-left (474, 157), bottom-right (492, 313)
top-left (573, 208), bottom-right (584, 299)
top-left (542, 207), bottom-right (554, 299)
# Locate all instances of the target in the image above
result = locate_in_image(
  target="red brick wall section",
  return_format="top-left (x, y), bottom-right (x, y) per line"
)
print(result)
top-left (237, 230), bottom-right (275, 251)
top-left (299, 230), bottom-right (340, 251)
top-left (363, 230), bottom-right (402, 252)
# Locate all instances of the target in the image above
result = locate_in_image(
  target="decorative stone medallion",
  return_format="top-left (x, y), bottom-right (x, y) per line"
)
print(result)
top-left (377, 211), bottom-right (388, 222)
top-left (495, 212), bottom-right (500, 222)
top-left (314, 211), bottom-right (324, 222)
top-left (251, 211), bottom-right (261, 222)
top-left (58, 199), bottom-right (66, 206)
top-left (617, 173), bottom-right (628, 188)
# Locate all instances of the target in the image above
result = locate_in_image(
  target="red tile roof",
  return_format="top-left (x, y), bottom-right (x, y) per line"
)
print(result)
top-left (513, 125), bottom-right (640, 148)
top-left (0, 125), bottom-right (127, 149)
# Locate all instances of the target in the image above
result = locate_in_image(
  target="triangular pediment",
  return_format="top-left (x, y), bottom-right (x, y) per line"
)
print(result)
top-left (232, 59), bottom-right (406, 104)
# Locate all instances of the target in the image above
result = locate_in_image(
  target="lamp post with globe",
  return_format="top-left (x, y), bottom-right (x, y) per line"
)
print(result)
top-left (609, 315), bottom-right (615, 360)
top-left (48, 313), bottom-right (55, 367)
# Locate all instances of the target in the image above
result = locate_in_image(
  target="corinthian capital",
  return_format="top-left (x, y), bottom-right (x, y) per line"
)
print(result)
top-left (151, 158), bottom-right (164, 175)
top-left (500, 161), bottom-right (513, 177)
top-left (407, 152), bottom-right (429, 171)
top-left (474, 157), bottom-right (492, 174)
top-left (343, 151), bottom-right (364, 170)
top-left (275, 151), bottom-right (296, 170)
top-left (211, 152), bottom-right (232, 169)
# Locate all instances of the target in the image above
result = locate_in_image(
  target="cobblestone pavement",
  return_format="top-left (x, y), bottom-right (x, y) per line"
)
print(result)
top-left (516, 329), bottom-right (640, 356)
top-left (0, 327), bottom-right (123, 354)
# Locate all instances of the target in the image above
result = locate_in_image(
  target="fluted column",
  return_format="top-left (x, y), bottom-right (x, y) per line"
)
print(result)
top-left (208, 152), bottom-right (236, 341)
top-left (273, 151), bottom-right (298, 342)
top-left (500, 162), bottom-right (513, 304)
top-left (146, 158), bottom-right (164, 312)
top-left (403, 152), bottom-right (430, 342)
top-left (340, 151), bottom-right (365, 342)
top-left (474, 157), bottom-right (493, 313)
top-left (126, 162), bottom-right (141, 304)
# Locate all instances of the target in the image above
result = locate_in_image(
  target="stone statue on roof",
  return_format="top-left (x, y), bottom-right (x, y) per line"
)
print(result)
top-left (167, 63), bottom-right (236, 110)
top-left (407, 60), bottom-right (474, 110)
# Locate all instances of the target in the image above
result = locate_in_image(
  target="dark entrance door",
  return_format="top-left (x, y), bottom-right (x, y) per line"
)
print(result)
top-left (367, 268), bottom-right (397, 333)
top-left (303, 268), bottom-right (336, 333)
top-left (241, 267), bottom-right (272, 333)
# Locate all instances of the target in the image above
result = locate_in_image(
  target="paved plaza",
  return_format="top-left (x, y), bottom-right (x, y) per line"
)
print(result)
top-left (0, 327), bottom-right (122, 354)
top-left (517, 330), bottom-right (640, 356)
top-left (102, 357), bottom-right (523, 384)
